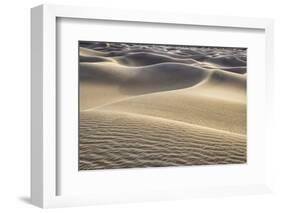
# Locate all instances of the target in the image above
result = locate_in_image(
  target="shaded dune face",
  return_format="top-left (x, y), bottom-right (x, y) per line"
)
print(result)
top-left (80, 62), bottom-right (208, 94)
top-left (115, 52), bottom-right (198, 66)
top-left (79, 41), bottom-right (247, 170)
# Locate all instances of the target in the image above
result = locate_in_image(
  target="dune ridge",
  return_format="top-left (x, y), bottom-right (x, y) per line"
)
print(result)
top-left (80, 46), bottom-right (246, 74)
top-left (79, 41), bottom-right (247, 170)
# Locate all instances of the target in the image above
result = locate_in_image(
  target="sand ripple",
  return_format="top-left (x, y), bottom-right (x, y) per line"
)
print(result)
top-left (80, 110), bottom-right (246, 170)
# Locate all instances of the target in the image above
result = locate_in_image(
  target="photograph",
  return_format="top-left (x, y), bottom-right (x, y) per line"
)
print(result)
top-left (78, 41), bottom-right (247, 170)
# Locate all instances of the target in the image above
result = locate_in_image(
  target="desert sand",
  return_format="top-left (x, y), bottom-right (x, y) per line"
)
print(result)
top-left (79, 41), bottom-right (247, 170)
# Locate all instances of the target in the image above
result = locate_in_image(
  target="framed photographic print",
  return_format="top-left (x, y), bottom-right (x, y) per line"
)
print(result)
top-left (31, 4), bottom-right (274, 208)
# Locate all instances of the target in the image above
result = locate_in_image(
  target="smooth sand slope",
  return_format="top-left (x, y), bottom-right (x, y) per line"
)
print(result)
top-left (79, 42), bottom-right (247, 170)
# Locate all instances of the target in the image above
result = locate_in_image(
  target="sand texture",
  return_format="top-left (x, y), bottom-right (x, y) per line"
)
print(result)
top-left (79, 42), bottom-right (247, 170)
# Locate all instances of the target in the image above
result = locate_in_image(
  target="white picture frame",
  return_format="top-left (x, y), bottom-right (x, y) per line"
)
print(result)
top-left (31, 4), bottom-right (274, 208)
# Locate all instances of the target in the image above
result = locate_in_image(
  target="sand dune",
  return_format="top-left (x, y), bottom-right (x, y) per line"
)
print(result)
top-left (190, 70), bottom-right (246, 103)
top-left (86, 75), bottom-right (246, 134)
top-left (79, 61), bottom-right (210, 109)
top-left (80, 46), bottom-right (246, 74)
top-left (79, 55), bottom-right (115, 63)
top-left (80, 62), bottom-right (209, 94)
top-left (205, 55), bottom-right (246, 67)
top-left (80, 110), bottom-right (246, 170)
top-left (79, 41), bottom-right (247, 170)
top-left (80, 83), bottom-right (130, 110)
top-left (114, 52), bottom-right (198, 66)
top-left (80, 47), bottom-right (108, 57)
top-left (80, 61), bottom-right (245, 109)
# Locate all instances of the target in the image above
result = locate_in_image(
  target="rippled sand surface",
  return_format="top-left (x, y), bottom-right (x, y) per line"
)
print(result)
top-left (79, 41), bottom-right (247, 170)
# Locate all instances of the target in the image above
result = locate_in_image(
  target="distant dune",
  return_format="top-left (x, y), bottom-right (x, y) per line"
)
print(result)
top-left (79, 42), bottom-right (247, 170)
